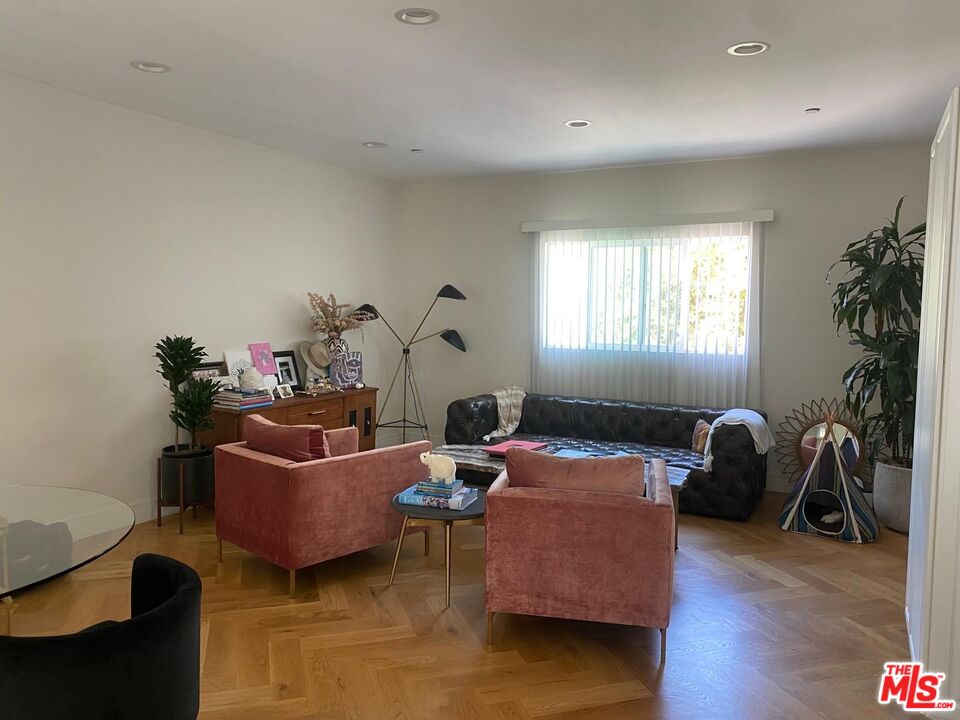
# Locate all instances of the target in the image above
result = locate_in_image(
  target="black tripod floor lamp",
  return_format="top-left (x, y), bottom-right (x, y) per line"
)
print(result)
top-left (364, 285), bottom-right (466, 442)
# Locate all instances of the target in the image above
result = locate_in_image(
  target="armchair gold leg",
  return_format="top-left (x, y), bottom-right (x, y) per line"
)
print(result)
top-left (289, 569), bottom-right (296, 598)
top-left (388, 516), bottom-right (409, 586)
top-left (424, 528), bottom-right (430, 556)
top-left (486, 611), bottom-right (495, 645)
top-left (659, 628), bottom-right (667, 665)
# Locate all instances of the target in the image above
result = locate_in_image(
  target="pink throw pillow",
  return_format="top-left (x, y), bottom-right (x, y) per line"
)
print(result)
top-left (505, 448), bottom-right (644, 495)
top-left (244, 414), bottom-right (330, 462)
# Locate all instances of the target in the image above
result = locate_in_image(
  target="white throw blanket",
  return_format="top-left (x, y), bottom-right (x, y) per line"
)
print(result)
top-left (483, 386), bottom-right (526, 441)
top-left (703, 409), bottom-right (774, 472)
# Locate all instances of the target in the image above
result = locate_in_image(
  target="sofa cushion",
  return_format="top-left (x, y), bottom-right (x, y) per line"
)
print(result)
top-left (244, 414), bottom-right (330, 462)
top-left (505, 447), bottom-right (644, 495)
top-left (692, 419), bottom-right (711, 453)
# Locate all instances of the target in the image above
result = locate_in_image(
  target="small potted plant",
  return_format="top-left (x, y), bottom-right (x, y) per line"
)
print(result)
top-left (829, 197), bottom-right (924, 533)
top-left (155, 336), bottom-right (219, 523)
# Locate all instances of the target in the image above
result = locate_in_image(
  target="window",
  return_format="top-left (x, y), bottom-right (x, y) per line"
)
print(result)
top-left (533, 221), bottom-right (760, 407)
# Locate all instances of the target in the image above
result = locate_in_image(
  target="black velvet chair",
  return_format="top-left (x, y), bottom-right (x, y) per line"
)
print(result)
top-left (0, 553), bottom-right (202, 720)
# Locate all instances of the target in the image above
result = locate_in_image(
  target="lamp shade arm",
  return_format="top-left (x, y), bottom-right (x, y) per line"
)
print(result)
top-left (408, 297), bottom-right (439, 345)
top-left (409, 328), bottom-right (448, 345)
top-left (375, 309), bottom-right (406, 346)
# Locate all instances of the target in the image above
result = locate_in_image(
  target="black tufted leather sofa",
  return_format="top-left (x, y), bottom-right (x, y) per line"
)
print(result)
top-left (445, 393), bottom-right (768, 521)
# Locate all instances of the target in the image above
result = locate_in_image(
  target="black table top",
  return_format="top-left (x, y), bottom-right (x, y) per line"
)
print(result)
top-left (391, 489), bottom-right (486, 521)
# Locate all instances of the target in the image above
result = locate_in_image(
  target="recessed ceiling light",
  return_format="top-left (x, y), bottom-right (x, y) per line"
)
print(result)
top-left (361, 141), bottom-right (388, 149)
top-left (726, 41), bottom-right (770, 57)
top-left (564, 119), bottom-right (592, 128)
top-left (804, 107), bottom-right (822, 114)
top-left (395, 8), bottom-right (439, 25)
top-left (410, 148), bottom-right (424, 153)
top-left (130, 60), bottom-right (171, 73)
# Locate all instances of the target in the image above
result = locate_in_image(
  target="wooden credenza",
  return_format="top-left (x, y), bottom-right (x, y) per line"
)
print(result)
top-left (198, 386), bottom-right (378, 452)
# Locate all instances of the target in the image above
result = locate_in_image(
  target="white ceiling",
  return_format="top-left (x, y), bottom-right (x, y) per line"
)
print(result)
top-left (0, 0), bottom-right (957, 182)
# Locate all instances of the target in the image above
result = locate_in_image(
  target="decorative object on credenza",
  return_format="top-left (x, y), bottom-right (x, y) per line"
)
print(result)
top-left (302, 377), bottom-right (339, 395)
top-left (827, 197), bottom-right (924, 533)
top-left (272, 350), bottom-right (304, 392)
top-left (239, 366), bottom-right (264, 391)
top-left (276, 383), bottom-right (295, 399)
top-left (330, 351), bottom-right (363, 388)
top-left (368, 284), bottom-right (467, 442)
top-left (155, 335), bottom-right (217, 534)
top-left (307, 292), bottom-right (376, 358)
top-left (248, 342), bottom-right (278, 375)
top-left (775, 398), bottom-right (864, 486)
top-left (299, 340), bottom-right (331, 383)
top-left (224, 350), bottom-right (253, 388)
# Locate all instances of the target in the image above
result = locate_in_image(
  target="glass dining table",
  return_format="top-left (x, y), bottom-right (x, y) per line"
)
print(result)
top-left (0, 485), bottom-right (135, 633)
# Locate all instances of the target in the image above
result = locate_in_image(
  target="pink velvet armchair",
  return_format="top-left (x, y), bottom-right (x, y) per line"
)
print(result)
top-left (215, 427), bottom-right (430, 596)
top-left (485, 450), bottom-right (675, 662)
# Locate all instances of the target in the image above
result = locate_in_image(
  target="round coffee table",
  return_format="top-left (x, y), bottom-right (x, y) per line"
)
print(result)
top-left (388, 490), bottom-right (486, 608)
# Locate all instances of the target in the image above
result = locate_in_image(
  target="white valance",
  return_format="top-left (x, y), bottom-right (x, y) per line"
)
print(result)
top-left (520, 209), bottom-right (774, 234)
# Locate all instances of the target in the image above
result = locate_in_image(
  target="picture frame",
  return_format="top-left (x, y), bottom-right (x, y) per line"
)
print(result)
top-left (261, 385), bottom-right (276, 399)
top-left (223, 349), bottom-right (254, 378)
top-left (249, 342), bottom-right (278, 375)
top-left (192, 361), bottom-right (226, 381)
top-left (273, 350), bottom-right (304, 392)
top-left (330, 351), bottom-right (363, 388)
top-left (276, 383), bottom-right (295, 399)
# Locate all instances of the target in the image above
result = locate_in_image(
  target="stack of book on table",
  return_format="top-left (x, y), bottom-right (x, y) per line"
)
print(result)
top-left (214, 388), bottom-right (274, 411)
top-left (397, 478), bottom-right (478, 510)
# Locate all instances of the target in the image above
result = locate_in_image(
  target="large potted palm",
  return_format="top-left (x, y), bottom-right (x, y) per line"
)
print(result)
top-left (829, 197), bottom-right (925, 533)
top-left (155, 336), bottom-right (219, 529)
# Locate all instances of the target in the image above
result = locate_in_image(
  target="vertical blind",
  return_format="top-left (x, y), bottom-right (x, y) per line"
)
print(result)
top-left (532, 222), bottom-right (761, 407)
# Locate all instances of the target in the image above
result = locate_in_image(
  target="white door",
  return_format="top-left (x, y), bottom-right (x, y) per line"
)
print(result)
top-left (907, 88), bottom-right (960, 696)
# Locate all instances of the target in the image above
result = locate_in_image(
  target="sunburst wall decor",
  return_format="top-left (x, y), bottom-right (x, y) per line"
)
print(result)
top-left (776, 397), bottom-right (862, 484)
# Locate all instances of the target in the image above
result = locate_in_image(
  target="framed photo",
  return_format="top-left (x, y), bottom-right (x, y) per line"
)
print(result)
top-left (276, 383), bottom-right (295, 399)
top-left (261, 385), bottom-right (276, 399)
top-left (273, 350), bottom-right (303, 392)
top-left (192, 361), bottom-right (225, 381)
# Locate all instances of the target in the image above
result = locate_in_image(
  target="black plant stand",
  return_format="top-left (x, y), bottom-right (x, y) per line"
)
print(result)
top-left (157, 449), bottom-right (215, 534)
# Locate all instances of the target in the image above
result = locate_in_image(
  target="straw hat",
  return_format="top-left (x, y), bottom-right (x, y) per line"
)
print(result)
top-left (299, 341), bottom-right (331, 375)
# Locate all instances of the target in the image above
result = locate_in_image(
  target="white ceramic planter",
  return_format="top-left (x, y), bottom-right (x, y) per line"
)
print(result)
top-left (873, 461), bottom-right (912, 534)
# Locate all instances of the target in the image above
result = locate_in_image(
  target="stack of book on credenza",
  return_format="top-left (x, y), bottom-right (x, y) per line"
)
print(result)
top-left (213, 388), bottom-right (274, 411)
top-left (397, 478), bottom-right (478, 510)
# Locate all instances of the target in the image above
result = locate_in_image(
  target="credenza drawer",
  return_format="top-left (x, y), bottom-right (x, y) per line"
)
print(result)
top-left (285, 398), bottom-right (343, 427)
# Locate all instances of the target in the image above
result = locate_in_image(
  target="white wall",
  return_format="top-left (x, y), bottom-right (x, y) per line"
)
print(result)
top-left (0, 72), bottom-right (401, 521)
top-left (398, 144), bottom-right (930, 490)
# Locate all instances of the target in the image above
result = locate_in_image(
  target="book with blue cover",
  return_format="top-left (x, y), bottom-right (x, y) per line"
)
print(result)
top-left (398, 484), bottom-right (477, 510)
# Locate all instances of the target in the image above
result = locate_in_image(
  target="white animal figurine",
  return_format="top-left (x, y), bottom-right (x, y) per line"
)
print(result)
top-left (419, 452), bottom-right (457, 485)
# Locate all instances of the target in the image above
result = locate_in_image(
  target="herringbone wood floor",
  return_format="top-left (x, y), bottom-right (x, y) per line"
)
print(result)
top-left (10, 493), bottom-right (911, 719)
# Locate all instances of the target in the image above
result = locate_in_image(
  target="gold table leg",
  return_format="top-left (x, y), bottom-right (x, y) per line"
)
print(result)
top-left (444, 521), bottom-right (452, 608)
top-left (389, 515), bottom-right (410, 586)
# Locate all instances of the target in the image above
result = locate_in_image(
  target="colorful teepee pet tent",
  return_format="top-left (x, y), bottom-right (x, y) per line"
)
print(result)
top-left (779, 415), bottom-right (879, 543)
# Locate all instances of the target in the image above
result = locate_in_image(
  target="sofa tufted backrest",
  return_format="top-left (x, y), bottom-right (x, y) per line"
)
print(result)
top-left (516, 394), bottom-right (754, 449)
